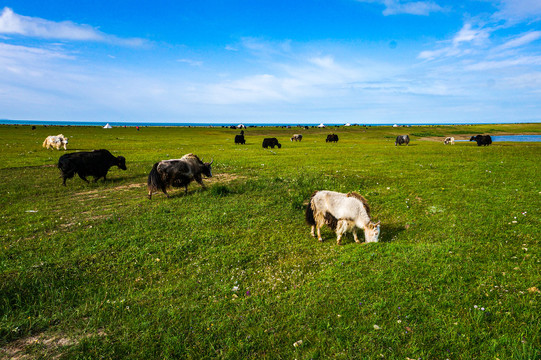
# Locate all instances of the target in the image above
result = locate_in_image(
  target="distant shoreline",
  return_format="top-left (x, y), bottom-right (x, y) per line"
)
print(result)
top-left (1, 119), bottom-right (539, 128)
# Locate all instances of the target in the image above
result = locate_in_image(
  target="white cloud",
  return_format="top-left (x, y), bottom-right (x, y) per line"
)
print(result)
top-left (496, 31), bottom-right (541, 51)
top-left (418, 24), bottom-right (489, 60)
top-left (356, 0), bottom-right (444, 16)
top-left (0, 7), bottom-right (145, 46)
top-left (493, 0), bottom-right (541, 24)
top-left (177, 58), bottom-right (203, 67)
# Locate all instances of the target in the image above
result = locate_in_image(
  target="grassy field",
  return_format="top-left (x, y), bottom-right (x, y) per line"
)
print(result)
top-left (0, 123), bottom-right (540, 359)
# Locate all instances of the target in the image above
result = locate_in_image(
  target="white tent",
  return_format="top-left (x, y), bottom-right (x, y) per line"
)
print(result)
top-left (237, 124), bottom-right (246, 129)
top-left (103, 123), bottom-right (112, 129)
top-left (317, 123), bottom-right (325, 128)
top-left (344, 123), bottom-right (351, 126)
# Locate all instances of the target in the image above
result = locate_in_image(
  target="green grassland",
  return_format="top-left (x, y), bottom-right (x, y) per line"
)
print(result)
top-left (0, 123), bottom-right (540, 359)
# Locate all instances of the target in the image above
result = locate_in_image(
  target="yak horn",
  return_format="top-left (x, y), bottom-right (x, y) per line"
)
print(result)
top-left (209, 158), bottom-right (214, 165)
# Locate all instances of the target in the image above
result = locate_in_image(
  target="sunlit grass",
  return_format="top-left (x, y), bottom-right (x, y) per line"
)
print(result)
top-left (0, 123), bottom-right (540, 359)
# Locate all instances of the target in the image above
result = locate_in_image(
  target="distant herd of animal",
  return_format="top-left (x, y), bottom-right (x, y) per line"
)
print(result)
top-left (42, 131), bottom-right (494, 245)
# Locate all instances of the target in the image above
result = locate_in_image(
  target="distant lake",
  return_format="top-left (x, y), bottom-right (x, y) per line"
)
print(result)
top-left (457, 135), bottom-right (541, 142)
top-left (491, 135), bottom-right (541, 142)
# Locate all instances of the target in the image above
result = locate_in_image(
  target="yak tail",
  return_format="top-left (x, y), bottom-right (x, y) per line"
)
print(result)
top-left (305, 191), bottom-right (319, 226)
top-left (42, 138), bottom-right (48, 148)
top-left (147, 162), bottom-right (165, 193)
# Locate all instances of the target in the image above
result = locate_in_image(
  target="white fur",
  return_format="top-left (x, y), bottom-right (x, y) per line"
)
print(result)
top-left (43, 134), bottom-right (68, 150)
top-left (310, 190), bottom-right (380, 245)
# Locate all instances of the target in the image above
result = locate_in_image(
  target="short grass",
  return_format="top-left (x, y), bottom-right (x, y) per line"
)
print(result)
top-left (0, 123), bottom-right (540, 359)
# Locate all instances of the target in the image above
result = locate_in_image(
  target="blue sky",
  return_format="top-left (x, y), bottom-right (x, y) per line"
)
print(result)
top-left (1, 1), bottom-right (541, 124)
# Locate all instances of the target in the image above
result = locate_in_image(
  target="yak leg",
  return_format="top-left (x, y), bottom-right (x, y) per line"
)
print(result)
top-left (353, 230), bottom-right (361, 243)
top-left (195, 175), bottom-right (205, 189)
top-left (316, 225), bottom-right (323, 242)
top-left (310, 225), bottom-right (316, 237)
top-left (78, 173), bottom-right (90, 183)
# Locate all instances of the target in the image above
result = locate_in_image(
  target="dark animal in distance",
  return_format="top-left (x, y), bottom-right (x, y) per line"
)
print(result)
top-left (395, 135), bottom-right (410, 146)
top-left (58, 149), bottom-right (127, 186)
top-left (470, 135), bottom-right (492, 146)
top-left (262, 138), bottom-right (281, 149)
top-left (235, 134), bottom-right (246, 144)
top-left (147, 153), bottom-right (213, 199)
top-left (326, 134), bottom-right (339, 143)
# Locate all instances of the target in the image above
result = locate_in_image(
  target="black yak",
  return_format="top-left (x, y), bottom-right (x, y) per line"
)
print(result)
top-left (470, 135), bottom-right (492, 146)
top-left (235, 134), bottom-right (246, 144)
top-left (326, 134), bottom-right (339, 143)
top-left (58, 149), bottom-right (126, 186)
top-left (262, 138), bottom-right (281, 149)
top-left (147, 153), bottom-right (213, 199)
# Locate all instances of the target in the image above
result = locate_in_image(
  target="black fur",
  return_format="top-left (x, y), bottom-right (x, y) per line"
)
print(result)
top-left (326, 134), bottom-right (339, 143)
top-left (235, 134), bottom-right (246, 144)
top-left (262, 138), bottom-right (281, 149)
top-left (324, 211), bottom-right (338, 230)
top-left (305, 202), bottom-right (315, 226)
top-left (470, 135), bottom-right (492, 146)
top-left (58, 149), bottom-right (126, 186)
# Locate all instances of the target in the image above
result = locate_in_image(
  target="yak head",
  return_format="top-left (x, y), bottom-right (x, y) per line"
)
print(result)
top-left (470, 136), bottom-right (478, 141)
top-left (117, 156), bottom-right (127, 170)
top-left (201, 158), bottom-right (214, 178)
top-left (364, 221), bottom-right (381, 243)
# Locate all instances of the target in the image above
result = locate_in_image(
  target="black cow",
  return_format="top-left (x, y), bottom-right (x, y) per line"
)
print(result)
top-left (470, 135), bottom-right (492, 146)
top-left (235, 134), bottom-right (246, 144)
top-left (395, 135), bottom-right (410, 146)
top-left (262, 138), bottom-right (281, 149)
top-left (326, 134), bottom-right (339, 143)
top-left (147, 153), bottom-right (213, 199)
top-left (58, 149), bottom-right (127, 186)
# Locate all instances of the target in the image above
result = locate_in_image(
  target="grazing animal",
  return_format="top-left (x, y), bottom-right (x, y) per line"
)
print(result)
top-left (290, 134), bottom-right (303, 142)
top-left (147, 153), bottom-right (213, 199)
top-left (470, 135), bottom-right (492, 146)
top-left (305, 190), bottom-right (380, 245)
top-left (444, 137), bottom-right (455, 145)
top-left (58, 149), bottom-right (126, 186)
top-left (262, 138), bottom-right (281, 149)
top-left (326, 134), bottom-right (339, 143)
top-left (235, 134), bottom-right (246, 144)
top-left (43, 134), bottom-right (69, 150)
top-left (395, 135), bottom-right (410, 146)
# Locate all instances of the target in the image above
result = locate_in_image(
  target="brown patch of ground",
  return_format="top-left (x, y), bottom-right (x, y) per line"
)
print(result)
top-left (73, 174), bottom-right (242, 197)
top-left (1, 330), bottom-right (106, 360)
top-left (206, 173), bottom-right (245, 184)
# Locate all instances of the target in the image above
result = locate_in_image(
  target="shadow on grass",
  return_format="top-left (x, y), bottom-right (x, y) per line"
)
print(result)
top-left (379, 223), bottom-right (406, 243)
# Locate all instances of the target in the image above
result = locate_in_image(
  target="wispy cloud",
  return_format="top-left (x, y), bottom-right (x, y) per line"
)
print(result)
top-left (493, 0), bottom-right (541, 24)
top-left (0, 7), bottom-right (145, 46)
top-left (356, 0), bottom-right (444, 16)
top-left (418, 23), bottom-right (490, 60)
top-left (496, 31), bottom-right (541, 51)
top-left (177, 58), bottom-right (203, 67)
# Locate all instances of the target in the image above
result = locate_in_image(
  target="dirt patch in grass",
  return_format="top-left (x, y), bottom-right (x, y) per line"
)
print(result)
top-left (1, 330), bottom-right (106, 359)
top-left (206, 173), bottom-right (245, 184)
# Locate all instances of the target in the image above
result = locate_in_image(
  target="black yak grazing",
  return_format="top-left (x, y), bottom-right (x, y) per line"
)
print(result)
top-left (262, 138), bottom-right (281, 149)
top-left (58, 149), bottom-right (126, 186)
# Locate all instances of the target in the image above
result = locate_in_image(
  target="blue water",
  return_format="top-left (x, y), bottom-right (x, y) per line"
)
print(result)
top-left (0, 119), bottom-right (386, 127)
top-left (456, 135), bottom-right (541, 142)
top-left (491, 135), bottom-right (541, 142)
